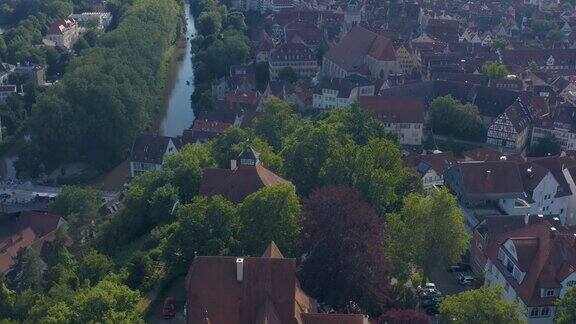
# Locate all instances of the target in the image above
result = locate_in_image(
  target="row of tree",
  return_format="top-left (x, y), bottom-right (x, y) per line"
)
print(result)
top-left (17, 0), bottom-right (184, 175)
top-left (189, 0), bottom-right (251, 113)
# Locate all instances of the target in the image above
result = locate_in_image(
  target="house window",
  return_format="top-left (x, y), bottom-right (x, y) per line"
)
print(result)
top-left (568, 280), bottom-right (576, 287)
top-left (541, 307), bottom-right (550, 317)
top-left (530, 308), bottom-right (539, 317)
top-left (546, 289), bottom-right (555, 297)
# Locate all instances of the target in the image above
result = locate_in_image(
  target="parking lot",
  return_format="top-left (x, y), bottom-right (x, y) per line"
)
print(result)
top-left (416, 267), bottom-right (478, 318)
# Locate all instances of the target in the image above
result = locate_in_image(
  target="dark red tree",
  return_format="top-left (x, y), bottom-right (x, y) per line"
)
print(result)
top-left (377, 309), bottom-right (431, 324)
top-left (299, 185), bottom-right (393, 316)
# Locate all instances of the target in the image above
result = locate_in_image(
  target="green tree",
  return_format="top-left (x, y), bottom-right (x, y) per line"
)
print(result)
top-left (50, 186), bottom-right (101, 249)
top-left (278, 66), bottom-right (298, 82)
top-left (197, 10), bottom-right (222, 36)
top-left (6, 248), bottom-right (43, 293)
top-left (164, 196), bottom-right (240, 272)
top-left (438, 286), bottom-right (525, 324)
top-left (386, 189), bottom-right (468, 279)
top-left (163, 144), bottom-right (215, 202)
top-left (556, 285), bottom-right (576, 324)
top-left (0, 278), bottom-right (16, 319)
top-left (238, 184), bottom-right (301, 256)
top-left (253, 98), bottom-right (302, 150)
top-left (211, 127), bottom-right (249, 168)
top-left (351, 139), bottom-right (408, 214)
top-left (78, 250), bottom-right (113, 286)
top-left (125, 252), bottom-right (155, 291)
top-left (255, 61), bottom-right (270, 91)
top-left (529, 135), bottom-right (561, 157)
top-left (429, 95), bottom-right (486, 141)
top-left (546, 29), bottom-right (566, 47)
top-left (71, 279), bottom-right (144, 324)
top-left (482, 62), bottom-right (509, 79)
top-left (491, 38), bottom-right (508, 51)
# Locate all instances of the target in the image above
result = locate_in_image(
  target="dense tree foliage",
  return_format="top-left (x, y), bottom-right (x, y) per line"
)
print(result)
top-left (429, 95), bottom-right (486, 142)
top-left (482, 62), bottom-right (509, 79)
top-left (239, 184), bottom-right (301, 256)
top-left (300, 186), bottom-right (393, 316)
top-left (529, 135), bottom-right (561, 157)
top-left (252, 98), bottom-right (302, 150)
top-left (556, 286), bottom-right (576, 324)
top-left (20, 0), bottom-right (184, 172)
top-left (438, 286), bottom-right (525, 324)
top-left (164, 195), bottom-right (241, 272)
top-left (386, 189), bottom-right (468, 279)
top-left (6, 248), bottom-right (44, 293)
top-left (191, 0), bottom-right (251, 114)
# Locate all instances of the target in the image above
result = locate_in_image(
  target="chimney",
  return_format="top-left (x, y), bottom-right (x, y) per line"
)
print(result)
top-left (524, 213), bottom-right (530, 225)
top-left (236, 258), bottom-right (244, 282)
top-left (230, 159), bottom-right (237, 170)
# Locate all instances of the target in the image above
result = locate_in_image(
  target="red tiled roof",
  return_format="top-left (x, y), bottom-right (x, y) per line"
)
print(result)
top-left (48, 18), bottom-right (77, 35)
top-left (358, 96), bottom-right (425, 124)
top-left (456, 161), bottom-right (525, 195)
top-left (199, 164), bottom-right (291, 203)
top-left (485, 221), bottom-right (576, 306)
top-left (324, 26), bottom-right (395, 73)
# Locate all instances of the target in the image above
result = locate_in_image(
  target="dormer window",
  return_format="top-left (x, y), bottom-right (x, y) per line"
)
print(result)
top-left (240, 158), bottom-right (255, 166)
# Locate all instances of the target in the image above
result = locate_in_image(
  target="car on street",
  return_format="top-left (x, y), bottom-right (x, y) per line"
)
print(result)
top-left (446, 263), bottom-right (471, 272)
top-left (417, 283), bottom-right (436, 293)
top-left (162, 297), bottom-right (176, 319)
top-left (457, 274), bottom-right (475, 286)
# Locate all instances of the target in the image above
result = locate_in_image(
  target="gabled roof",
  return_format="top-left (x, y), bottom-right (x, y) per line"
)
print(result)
top-left (456, 161), bottom-right (525, 195)
top-left (130, 134), bottom-right (174, 164)
top-left (485, 221), bottom-right (576, 306)
top-left (199, 164), bottom-right (290, 203)
top-left (358, 96), bottom-right (425, 124)
top-left (48, 18), bottom-right (77, 35)
top-left (324, 26), bottom-right (395, 72)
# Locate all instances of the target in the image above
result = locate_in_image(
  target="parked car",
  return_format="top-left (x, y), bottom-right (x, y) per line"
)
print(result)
top-left (457, 274), bottom-right (475, 286)
top-left (421, 296), bottom-right (442, 308)
top-left (417, 283), bottom-right (436, 293)
top-left (447, 262), bottom-right (471, 272)
top-left (163, 297), bottom-right (176, 319)
top-left (420, 289), bottom-right (442, 299)
top-left (425, 303), bottom-right (440, 315)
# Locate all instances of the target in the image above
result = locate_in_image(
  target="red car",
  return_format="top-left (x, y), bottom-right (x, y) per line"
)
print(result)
top-left (163, 297), bottom-right (176, 319)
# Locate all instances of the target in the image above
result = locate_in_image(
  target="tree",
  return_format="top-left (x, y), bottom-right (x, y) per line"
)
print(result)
top-left (386, 189), bottom-right (468, 279)
top-left (529, 135), bottom-right (561, 157)
top-left (351, 139), bottom-right (408, 214)
top-left (300, 186), bottom-right (393, 316)
top-left (253, 98), bottom-right (302, 150)
top-left (438, 286), bottom-right (525, 324)
top-left (125, 252), bottom-right (155, 291)
top-left (197, 10), bottom-right (222, 36)
top-left (377, 309), bottom-right (431, 324)
top-left (6, 248), bottom-right (43, 293)
top-left (278, 67), bottom-right (298, 83)
top-left (211, 127), bottom-right (249, 168)
top-left (429, 95), bottom-right (486, 142)
top-left (556, 285), bottom-right (576, 324)
top-left (546, 29), bottom-right (566, 47)
top-left (255, 61), bottom-right (269, 91)
top-left (482, 62), bottom-right (509, 79)
top-left (163, 144), bottom-right (215, 202)
top-left (238, 184), bottom-right (301, 256)
top-left (164, 195), bottom-right (240, 272)
top-left (71, 279), bottom-right (144, 324)
top-left (0, 278), bottom-right (16, 319)
top-left (78, 250), bottom-right (114, 285)
top-left (491, 38), bottom-right (508, 51)
top-left (51, 186), bottom-right (101, 249)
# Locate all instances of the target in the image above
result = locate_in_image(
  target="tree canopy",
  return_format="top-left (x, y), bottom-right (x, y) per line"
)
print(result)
top-left (429, 95), bottom-right (486, 142)
top-left (438, 286), bottom-right (525, 324)
top-left (300, 186), bottom-right (393, 316)
top-left (386, 189), bottom-right (468, 279)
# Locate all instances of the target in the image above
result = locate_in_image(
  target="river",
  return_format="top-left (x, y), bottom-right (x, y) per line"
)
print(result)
top-left (159, 3), bottom-right (196, 137)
